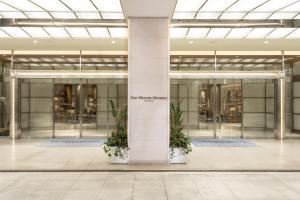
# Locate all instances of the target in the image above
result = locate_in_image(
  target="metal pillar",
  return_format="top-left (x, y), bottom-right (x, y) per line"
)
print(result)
top-left (213, 51), bottom-right (217, 138)
top-left (9, 76), bottom-right (16, 139)
top-left (9, 51), bottom-right (17, 139)
top-left (276, 51), bottom-right (286, 139)
top-left (79, 50), bottom-right (83, 138)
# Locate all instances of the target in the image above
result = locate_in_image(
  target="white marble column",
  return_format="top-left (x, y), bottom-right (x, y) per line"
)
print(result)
top-left (128, 18), bottom-right (169, 163)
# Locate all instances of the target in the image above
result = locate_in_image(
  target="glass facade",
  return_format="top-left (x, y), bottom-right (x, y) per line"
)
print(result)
top-left (0, 51), bottom-right (299, 139)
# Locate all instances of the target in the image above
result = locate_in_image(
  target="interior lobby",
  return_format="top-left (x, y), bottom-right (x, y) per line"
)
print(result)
top-left (1, 0), bottom-right (300, 199)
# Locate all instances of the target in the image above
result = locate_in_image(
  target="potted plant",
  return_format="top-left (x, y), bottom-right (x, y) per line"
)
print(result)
top-left (103, 100), bottom-right (128, 164)
top-left (169, 100), bottom-right (192, 164)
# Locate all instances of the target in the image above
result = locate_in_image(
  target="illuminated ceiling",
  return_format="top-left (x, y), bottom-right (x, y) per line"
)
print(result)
top-left (0, 0), bottom-right (300, 40)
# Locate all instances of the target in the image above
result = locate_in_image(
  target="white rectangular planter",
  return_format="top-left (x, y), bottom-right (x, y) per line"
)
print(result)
top-left (109, 148), bottom-right (129, 164)
top-left (169, 148), bottom-right (186, 164)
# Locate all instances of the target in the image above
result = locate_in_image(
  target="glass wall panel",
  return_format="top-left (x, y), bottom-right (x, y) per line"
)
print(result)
top-left (20, 78), bottom-right (54, 138)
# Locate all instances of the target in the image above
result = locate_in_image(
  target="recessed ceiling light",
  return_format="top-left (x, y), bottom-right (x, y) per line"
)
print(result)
top-left (189, 40), bottom-right (194, 44)
top-left (112, 40), bottom-right (116, 44)
top-left (61, 55), bottom-right (64, 57)
top-left (235, 56), bottom-right (239, 58)
top-left (264, 40), bottom-right (269, 44)
top-left (33, 40), bottom-right (38, 43)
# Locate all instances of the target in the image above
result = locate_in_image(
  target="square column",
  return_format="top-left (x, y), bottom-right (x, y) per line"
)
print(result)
top-left (128, 18), bottom-right (169, 163)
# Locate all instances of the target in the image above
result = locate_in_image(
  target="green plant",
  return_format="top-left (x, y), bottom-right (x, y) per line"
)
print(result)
top-left (103, 100), bottom-right (128, 158)
top-left (170, 100), bottom-right (192, 157)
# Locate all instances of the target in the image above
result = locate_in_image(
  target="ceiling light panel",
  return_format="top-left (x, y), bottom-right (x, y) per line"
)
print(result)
top-left (280, 1), bottom-right (300, 12)
top-left (269, 12), bottom-right (297, 19)
top-left (0, 29), bottom-right (10, 37)
top-left (175, 0), bottom-right (207, 11)
top-left (87, 27), bottom-right (109, 38)
top-left (246, 28), bottom-right (274, 38)
top-left (30, 0), bottom-right (71, 11)
top-left (186, 28), bottom-right (209, 38)
top-left (226, 0), bottom-right (268, 12)
top-left (244, 12), bottom-right (271, 19)
top-left (0, 12), bottom-right (27, 18)
top-left (0, 27), bottom-right (30, 37)
top-left (266, 28), bottom-right (295, 38)
top-left (109, 28), bottom-right (128, 38)
top-left (0, 1), bottom-right (17, 11)
top-left (200, 0), bottom-right (237, 12)
top-left (173, 12), bottom-right (196, 19)
top-left (76, 12), bottom-right (101, 19)
top-left (196, 12), bottom-right (221, 19)
top-left (44, 27), bottom-right (70, 38)
top-left (206, 28), bottom-right (231, 38)
top-left (0, 0), bottom-right (42, 11)
top-left (285, 28), bottom-right (300, 38)
top-left (254, 0), bottom-right (298, 12)
top-left (65, 27), bottom-right (90, 38)
top-left (220, 12), bottom-right (246, 19)
top-left (50, 12), bottom-right (76, 19)
top-left (101, 12), bottom-right (124, 19)
top-left (22, 27), bottom-right (50, 37)
top-left (226, 28), bottom-right (252, 38)
top-left (170, 28), bottom-right (188, 38)
top-left (92, 0), bottom-right (122, 12)
top-left (61, 0), bottom-right (97, 11)
top-left (25, 11), bottom-right (52, 19)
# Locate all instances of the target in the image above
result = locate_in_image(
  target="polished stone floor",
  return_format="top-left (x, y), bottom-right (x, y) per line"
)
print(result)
top-left (1, 138), bottom-right (300, 170)
top-left (0, 172), bottom-right (300, 200)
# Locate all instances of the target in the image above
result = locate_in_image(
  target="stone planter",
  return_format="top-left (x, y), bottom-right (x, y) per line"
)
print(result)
top-left (109, 147), bottom-right (128, 164)
top-left (169, 148), bottom-right (186, 164)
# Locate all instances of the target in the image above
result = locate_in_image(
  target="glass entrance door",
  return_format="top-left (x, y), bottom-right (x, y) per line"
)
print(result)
top-left (54, 83), bottom-right (80, 137)
top-left (215, 79), bottom-right (242, 138)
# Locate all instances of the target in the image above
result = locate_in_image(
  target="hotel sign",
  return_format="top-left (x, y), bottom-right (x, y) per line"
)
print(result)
top-left (130, 96), bottom-right (168, 102)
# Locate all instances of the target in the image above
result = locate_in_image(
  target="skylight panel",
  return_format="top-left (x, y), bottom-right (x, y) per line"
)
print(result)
top-left (1, 27), bottom-right (30, 37)
top-left (109, 28), bottom-right (128, 38)
top-left (44, 27), bottom-right (70, 38)
top-left (226, 28), bottom-right (252, 39)
top-left (0, 11), bottom-right (27, 18)
top-left (195, 12), bottom-right (221, 19)
top-left (0, 0), bottom-right (42, 11)
top-left (200, 0), bottom-right (237, 12)
top-left (65, 27), bottom-right (90, 38)
top-left (50, 12), bottom-right (76, 19)
top-left (101, 12), bottom-right (124, 19)
top-left (175, 0), bottom-right (207, 12)
top-left (206, 28), bottom-right (231, 38)
top-left (173, 12), bottom-right (196, 19)
top-left (30, 0), bottom-right (71, 11)
top-left (227, 0), bottom-right (267, 12)
top-left (25, 12), bottom-right (52, 19)
top-left (285, 28), bottom-right (300, 38)
top-left (76, 12), bottom-right (101, 19)
top-left (92, 0), bottom-right (122, 12)
top-left (254, 0), bottom-right (298, 12)
top-left (219, 12), bottom-right (246, 19)
top-left (87, 27), bottom-right (110, 38)
top-left (61, 0), bottom-right (97, 12)
top-left (170, 28), bottom-right (188, 38)
top-left (22, 27), bottom-right (50, 38)
top-left (186, 28), bottom-right (209, 38)
top-left (246, 28), bottom-right (274, 38)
